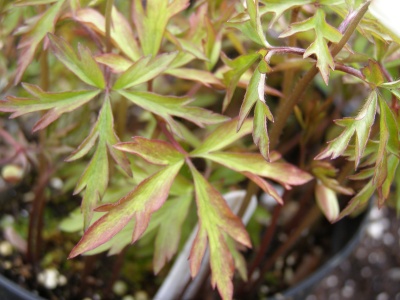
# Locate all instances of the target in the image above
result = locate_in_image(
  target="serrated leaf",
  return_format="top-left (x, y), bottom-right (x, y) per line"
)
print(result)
top-left (200, 152), bottom-right (313, 188)
top-left (113, 52), bottom-right (178, 90)
top-left (315, 181), bottom-right (340, 222)
top-left (114, 137), bottom-right (184, 166)
top-left (0, 84), bottom-right (100, 131)
top-left (48, 33), bottom-right (105, 88)
top-left (133, 0), bottom-right (189, 56)
top-left (316, 91), bottom-right (378, 167)
top-left (72, 7), bottom-right (141, 61)
top-left (280, 9), bottom-right (342, 84)
top-left (253, 100), bottom-right (273, 161)
top-left (222, 52), bottom-right (260, 111)
top-left (189, 165), bottom-right (251, 300)
top-left (117, 90), bottom-right (229, 136)
top-left (70, 97), bottom-right (131, 228)
top-left (69, 161), bottom-right (184, 258)
top-left (14, 0), bottom-right (64, 84)
top-left (191, 118), bottom-right (253, 156)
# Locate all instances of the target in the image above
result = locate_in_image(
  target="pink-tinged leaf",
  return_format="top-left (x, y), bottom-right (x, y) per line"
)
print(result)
top-left (113, 52), bottom-right (178, 90)
top-left (95, 54), bottom-right (132, 73)
top-left (114, 137), bottom-right (184, 166)
top-left (362, 60), bottom-right (385, 86)
top-left (165, 68), bottom-right (222, 87)
top-left (221, 52), bottom-right (260, 111)
top-left (201, 152), bottom-right (313, 188)
top-left (14, 0), bottom-right (63, 84)
top-left (189, 165), bottom-right (251, 300)
top-left (315, 181), bottom-right (340, 222)
top-left (0, 83), bottom-right (100, 131)
top-left (242, 171), bottom-right (283, 205)
top-left (48, 33), bottom-right (105, 88)
top-left (377, 154), bottom-right (399, 206)
top-left (69, 161), bottom-right (184, 258)
top-left (191, 118), bottom-right (253, 156)
top-left (117, 90), bottom-right (229, 136)
top-left (316, 91), bottom-right (378, 167)
top-left (133, 0), bottom-right (189, 56)
top-left (71, 97), bottom-right (131, 228)
top-left (72, 7), bottom-right (141, 61)
top-left (14, 0), bottom-right (58, 6)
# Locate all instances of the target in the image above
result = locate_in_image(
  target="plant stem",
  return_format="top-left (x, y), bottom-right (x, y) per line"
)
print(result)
top-left (105, 0), bottom-right (114, 54)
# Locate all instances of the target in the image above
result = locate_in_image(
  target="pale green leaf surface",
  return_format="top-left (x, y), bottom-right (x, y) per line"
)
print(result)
top-left (118, 90), bottom-right (229, 136)
top-left (189, 166), bottom-right (251, 300)
top-left (0, 84), bottom-right (100, 131)
top-left (133, 0), bottom-right (189, 56)
top-left (14, 0), bottom-right (58, 6)
top-left (315, 181), bottom-right (340, 222)
top-left (165, 68), bottom-right (222, 87)
top-left (48, 33), bottom-right (105, 88)
top-left (95, 54), bottom-right (132, 73)
top-left (253, 100), bottom-right (272, 161)
top-left (69, 161), bottom-right (184, 258)
top-left (259, 0), bottom-right (312, 25)
top-left (339, 180), bottom-right (374, 219)
top-left (191, 118), bottom-right (253, 156)
top-left (113, 52), bottom-right (178, 90)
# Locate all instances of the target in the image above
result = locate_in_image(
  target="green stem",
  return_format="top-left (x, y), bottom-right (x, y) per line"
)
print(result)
top-left (105, 0), bottom-right (114, 54)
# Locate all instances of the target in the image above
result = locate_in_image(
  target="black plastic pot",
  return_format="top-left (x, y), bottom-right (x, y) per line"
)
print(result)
top-left (269, 204), bottom-right (371, 300)
top-left (0, 274), bottom-right (44, 300)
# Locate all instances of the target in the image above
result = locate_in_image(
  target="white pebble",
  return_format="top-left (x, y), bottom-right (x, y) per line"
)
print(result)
top-left (113, 280), bottom-right (128, 296)
top-left (0, 241), bottom-right (13, 256)
top-left (122, 296), bottom-right (135, 300)
top-left (383, 233), bottom-right (395, 246)
top-left (58, 274), bottom-right (67, 286)
top-left (341, 285), bottom-right (354, 298)
top-left (326, 275), bottom-right (338, 288)
top-left (38, 268), bottom-right (59, 289)
top-left (388, 268), bottom-right (400, 281)
top-left (376, 292), bottom-right (389, 300)
top-left (50, 177), bottom-right (63, 190)
top-left (135, 291), bottom-right (148, 300)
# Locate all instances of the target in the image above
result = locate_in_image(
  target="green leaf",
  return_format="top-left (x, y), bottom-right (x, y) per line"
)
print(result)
top-left (72, 7), bottom-right (141, 61)
top-left (315, 181), bottom-right (340, 222)
top-left (114, 137), bottom-right (185, 166)
top-left (362, 60), bottom-right (385, 87)
top-left (280, 9), bottom-right (342, 84)
top-left (380, 79), bottom-right (400, 101)
top-left (68, 97), bottom-right (131, 228)
top-left (221, 52), bottom-right (260, 111)
top-left (377, 96), bottom-right (399, 162)
top-left (191, 118), bottom-right (253, 156)
top-left (165, 68), bottom-right (222, 87)
top-left (316, 91), bottom-right (378, 167)
top-left (69, 160), bottom-right (184, 258)
top-left (338, 180), bottom-right (374, 219)
top-left (133, 0), bottom-right (189, 56)
top-left (95, 53), bottom-right (132, 73)
top-left (253, 100), bottom-right (273, 161)
top-left (117, 90), bottom-right (229, 136)
top-left (14, 0), bottom-right (64, 83)
top-left (113, 52), bottom-right (178, 90)
top-left (200, 152), bottom-right (313, 188)
top-left (48, 33), bottom-right (105, 88)
top-left (259, 0), bottom-right (312, 26)
top-left (0, 83), bottom-right (100, 131)
top-left (14, 0), bottom-right (58, 6)
top-left (189, 165), bottom-right (251, 300)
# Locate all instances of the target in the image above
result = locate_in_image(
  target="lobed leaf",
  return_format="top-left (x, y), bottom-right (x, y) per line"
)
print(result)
top-left (133, 0), bottom-right (189, 56)
top-left (69, 161), bottom-right (184, 258)
top-left (70, 97), bottom-right (131, 228)
top-left (280, 9), bottom-right (342, 84)
top-left (316, 91), bottom-right (378, 167)
top-left (117, 90), bottom-right (229, 136)
top-left (48, 33), bottom-right (105, 88)
top-left (14, 0), bottom-right (64, 84)
top-left (72, 7), bottom-right (141, 61)
top-left (189, 165), bottom-right (251, 300)
top-left (113, 52), bottom-right (178, 90)
top-left (0, 83), bottom-right (100, 132)
top-left (114, 137), bottom-right (185, 166)
top-left (259, 0), bottom-right (312, 26)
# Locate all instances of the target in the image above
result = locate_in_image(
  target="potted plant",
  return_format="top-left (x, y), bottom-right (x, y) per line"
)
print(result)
top-left (0, 0), bottom-right (399, 299)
